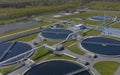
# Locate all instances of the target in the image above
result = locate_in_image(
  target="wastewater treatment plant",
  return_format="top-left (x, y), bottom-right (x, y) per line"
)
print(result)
top-left (0, 0), bottom-right (120, 75)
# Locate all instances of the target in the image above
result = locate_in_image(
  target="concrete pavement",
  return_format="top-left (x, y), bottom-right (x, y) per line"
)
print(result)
top-left (60, 48), bottom-right (120, 75)
top-left (114, 66), bottom-right (120, 75)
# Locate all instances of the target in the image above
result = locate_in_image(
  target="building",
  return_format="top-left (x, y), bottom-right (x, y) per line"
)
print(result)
top-left (74, 24), bottom-right (86, 30)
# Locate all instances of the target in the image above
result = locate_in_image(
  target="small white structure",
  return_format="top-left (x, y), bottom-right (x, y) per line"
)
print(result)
top-left (52, 15), bottom-right (62, 18)
top-left (24, 59), bottom-right (35, 67)
top-left (74, 24), bottom-right (85, 30)
top-left (35, 18), bottom-right (41, 21)
top-left (63, 13), bottom-right (72, 16)
top-left (73, 11), bottom-right (79, 14)
top-left (75, 24), bottom-right (84, 27)
top-left (87, 53), bottom-right (97, 58)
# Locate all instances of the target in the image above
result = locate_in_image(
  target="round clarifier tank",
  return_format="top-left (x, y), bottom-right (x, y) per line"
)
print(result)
top-left (23, 60), bottom-right (93, 75)
top-left (81, 37), bottom-right (120, 56)
top-left (40, 28), bottom-right (73, 40)
top-left (0, 42), bottom-right (33, 66)
top-left (90, 16), bottom-right (112, 21)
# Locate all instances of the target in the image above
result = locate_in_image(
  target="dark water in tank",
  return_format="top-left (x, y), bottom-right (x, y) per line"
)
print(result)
top-left (0, 42), bottom-right (32, 62)
top-left (41, 28), bottom-right (73, 40)
top-left (24, 60), bottom-right (91, 75)
top-left (81, 37), bottom-right (120, 55)
top-left (91, 16), bottom-right (112, 21)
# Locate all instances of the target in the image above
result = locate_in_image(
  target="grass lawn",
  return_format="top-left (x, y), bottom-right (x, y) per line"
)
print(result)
top-left (84, 30), bottom-right (101, 36)
top-left (31, 48), bottom-right (52, 62)
top-left (94, 61), bottom-right (120, 75)
top-left (111, 23), bottom-right (120, 29)
top-left (15, 33), bottom-right (38, 42)
top-left (47, 54), bottom-right (76, 60)
top-left (0, 17), bottom-right (28, 25)
top-left (0, 21), bottom-right (51, 37)
top-left (62, 39), bottom-right (77, 47)
top-left (67, 44), bottom-right (85, 55)
top-left (0, 21), bottom-right (53, 42)
top-left (31, 48), bottom-right (76, 63)
top-left (37, 40), bottom-right (58, 46)
top-left (39, 22), bottom-right (52, 27)
top-left (58, 11), bottom-right (103, 20)
top-left (72, 19), bottom-right (103, 26)
top-left (82, 20), bottom-right (102, 26)
top-left (0, 64), bottom-right (18, 75)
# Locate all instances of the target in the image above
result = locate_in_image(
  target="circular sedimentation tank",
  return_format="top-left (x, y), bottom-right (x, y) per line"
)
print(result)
top-left (23, 60), bottom-right (93, 75)
top-left (0, 42), bottom-right (33, 66)
top-left (40, 28), bottom-right (73, 40)
top-left (90, 16), bottom-right (112, 21)
top-left (81, 37), bottom-right (120, 56)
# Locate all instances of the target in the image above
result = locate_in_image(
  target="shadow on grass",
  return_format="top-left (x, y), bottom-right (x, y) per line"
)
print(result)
top-left (32, 51), bottom-right (52, 61)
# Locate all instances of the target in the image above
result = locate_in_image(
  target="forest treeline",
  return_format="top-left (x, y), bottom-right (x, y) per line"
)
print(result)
top-left (0, 0), bottom-right (120, 20)
top-left (0, 0), bottom-right (73, 8)
top-left (0, 0), bottom-right (120, 9)
top-left (0, 0), bottom-right (81, 20)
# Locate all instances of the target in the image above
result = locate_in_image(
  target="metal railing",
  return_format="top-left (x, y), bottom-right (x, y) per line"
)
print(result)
top-left (65, 68), bottom-right (87, 75)
top-left (0, 44), bottom-right (55, 66)
top-left (0, 42), bottom-right (16, 61)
